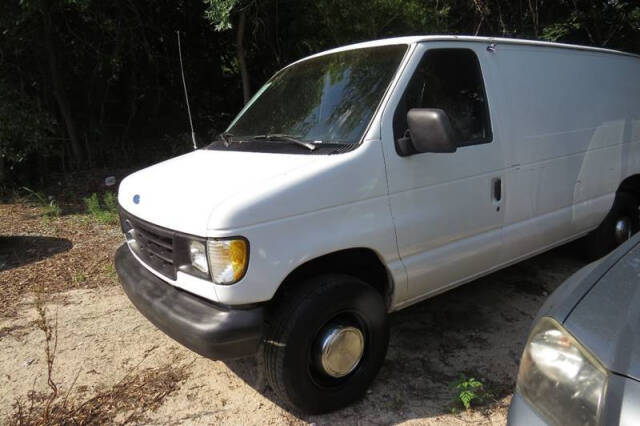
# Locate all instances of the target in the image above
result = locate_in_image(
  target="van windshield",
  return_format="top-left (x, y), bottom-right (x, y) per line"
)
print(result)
top-left (224, 45), bottom-right (407, 148)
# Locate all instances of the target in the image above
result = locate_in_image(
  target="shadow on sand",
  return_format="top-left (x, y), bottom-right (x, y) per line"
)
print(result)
top-left (0, 235), bottom-right (73, 271)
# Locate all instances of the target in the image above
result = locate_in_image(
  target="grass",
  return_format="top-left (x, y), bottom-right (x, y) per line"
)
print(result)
top-left (21, 187), bottom-right (61, 217)
top-left (19, 184), bottom-right (120, 226)
top-left (103, 263), bottom-right (118, 283)
top-left (83, 192), bottom-right (118, 225)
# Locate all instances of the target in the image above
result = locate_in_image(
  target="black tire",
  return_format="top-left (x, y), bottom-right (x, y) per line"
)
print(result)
top-left (262, 274), bottom-right (389, 414)
top-left (583, 192), bottom-right (639, 260)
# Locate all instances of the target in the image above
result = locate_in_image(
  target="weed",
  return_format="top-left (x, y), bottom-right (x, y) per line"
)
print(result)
top-left (103, 263), bottom-right (118, 283)
top-left (450, 375), bottom-right (493, 411)
top-left (9, 291), bottom-right (190, 425)
top-left (22, 187), bottom-right (61, 217)
top-left (42, 203), bottom-right (62, 218)
top-left (84, 192), bottom-right (118, 225)
top-left (103, 191), bottom-right (118, 212)
top-left (84, 193), bottom-right (101, 217)
top-left (72, 271), bottom-right (87, 284)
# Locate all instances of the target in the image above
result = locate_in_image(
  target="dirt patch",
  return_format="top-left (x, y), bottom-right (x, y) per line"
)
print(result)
top-left (0, 201), bottom-right (589, 424)
top-left (0, 322), bottom-right (36, 341)
top-left (12, 355), bottom-right (190, 425)
top-left (0, 203), bottom-right (122, 317)
top-left (5, 291), bottom-right (191, 426)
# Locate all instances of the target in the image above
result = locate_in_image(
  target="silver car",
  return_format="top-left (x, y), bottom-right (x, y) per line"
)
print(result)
top-left (509, 234), bottom-right (640, 426)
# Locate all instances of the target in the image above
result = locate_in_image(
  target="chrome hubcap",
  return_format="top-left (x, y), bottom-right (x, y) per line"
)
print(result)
top-left (317, 325), bottom-right (364, 378)
top-left (614, 217), bottom-right (632, 244)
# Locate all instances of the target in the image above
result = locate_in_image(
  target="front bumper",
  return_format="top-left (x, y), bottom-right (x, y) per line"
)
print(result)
top-left (115, 244), bottom-right (264, 359)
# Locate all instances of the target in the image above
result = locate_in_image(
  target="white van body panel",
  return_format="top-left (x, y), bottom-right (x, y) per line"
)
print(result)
top-left (118, 36), bottom-right (640, 309)
top-left (382, 39), bottom-right (640, 309)
top-left (497, 46), bottom-right (640, 260)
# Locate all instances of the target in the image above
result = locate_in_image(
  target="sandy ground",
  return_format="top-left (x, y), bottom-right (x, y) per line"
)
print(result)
top-left (1, 229), bottom-right (587, 425)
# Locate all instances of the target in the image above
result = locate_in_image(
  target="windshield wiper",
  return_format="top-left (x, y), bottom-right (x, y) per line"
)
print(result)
top-left (249, 134), bottom-right (317, 151)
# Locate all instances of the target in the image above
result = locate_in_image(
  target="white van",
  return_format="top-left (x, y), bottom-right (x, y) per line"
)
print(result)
top-left (115, 36), bottom-right (640, 413)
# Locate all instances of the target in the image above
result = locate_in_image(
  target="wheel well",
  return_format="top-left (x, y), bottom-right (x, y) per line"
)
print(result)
top-left (273, 248), bottom-right (393, 309)
top-left (618, 174), bottom-right (640, 199)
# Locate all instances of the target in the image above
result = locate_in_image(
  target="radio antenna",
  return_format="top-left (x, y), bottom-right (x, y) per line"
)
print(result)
top-left (176, 30), bottom-right (197, 150)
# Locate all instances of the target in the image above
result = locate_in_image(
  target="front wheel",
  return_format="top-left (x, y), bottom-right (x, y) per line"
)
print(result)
top-left (262, 274), bottom-right (389, 414)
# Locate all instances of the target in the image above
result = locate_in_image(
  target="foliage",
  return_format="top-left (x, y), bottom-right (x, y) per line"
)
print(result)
top-left (21, 187), bottom-right (62, 217)
top-left (541, 1), bottom-right (640, 45)
top-left (2, 0), bottom-right (639, 188)
top-left (204, 0), bottom-right (240, 31)
top-left (0, 83), bottom-right (56, 172)
top-left (84, 192), bottom-right (118, 225)
top-left (450, 375), bottom-right (492, 410)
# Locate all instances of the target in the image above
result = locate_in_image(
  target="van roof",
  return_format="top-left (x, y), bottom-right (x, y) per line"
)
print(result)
top-left (294, 35), bottom-right (640, 65)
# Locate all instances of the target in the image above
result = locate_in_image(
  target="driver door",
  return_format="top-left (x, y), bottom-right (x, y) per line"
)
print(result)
top-left (381, 42), bottom-right (507, 305)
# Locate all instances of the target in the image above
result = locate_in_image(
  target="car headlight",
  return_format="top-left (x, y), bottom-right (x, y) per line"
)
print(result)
top-left (188, 240), bottom-right (209, 274)
top-left (174, 236), bottom-right (209, 279)
top-left (207, 238), bottom-right (248, 284)
top-left (517, 317), bottom-right (607, 426)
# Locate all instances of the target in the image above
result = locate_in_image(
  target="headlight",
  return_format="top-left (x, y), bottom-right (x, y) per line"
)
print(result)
top-left (207, 238), bottom-right (248, 284)
top-left (517, 317), bottom-right (607, 426)
top-left (189, 240), bottom-right (208, 274)
top-left (174, 237), bottom-right (209, 279)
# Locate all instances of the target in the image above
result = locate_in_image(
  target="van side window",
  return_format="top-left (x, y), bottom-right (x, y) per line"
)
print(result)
top-left (393, 48), bottom-right (492, 150)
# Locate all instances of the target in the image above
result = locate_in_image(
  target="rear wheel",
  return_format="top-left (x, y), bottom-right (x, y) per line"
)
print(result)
top-left (583, 192), bottom-right (639, 260)
top-left (262, 274), bottom-right (388, 414)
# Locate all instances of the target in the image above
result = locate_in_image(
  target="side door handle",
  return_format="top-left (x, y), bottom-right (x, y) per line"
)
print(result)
top-left (492, 177), bottom-right (502, 203)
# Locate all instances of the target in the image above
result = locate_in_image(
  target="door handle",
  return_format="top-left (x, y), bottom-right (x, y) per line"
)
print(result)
top-left (492, 177), bottom-right (502, 202)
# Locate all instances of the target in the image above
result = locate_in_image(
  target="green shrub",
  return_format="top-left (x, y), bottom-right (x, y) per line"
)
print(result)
top-left (84, 192), bottom-right (118, 225)
top-left (103, 192), bottom-right (118, 212)
top-left (450, 375), bottom-right (492, 410)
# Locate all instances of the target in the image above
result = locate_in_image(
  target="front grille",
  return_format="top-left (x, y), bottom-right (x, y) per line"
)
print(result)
top-left (120, 209), bottom-right (176, 279)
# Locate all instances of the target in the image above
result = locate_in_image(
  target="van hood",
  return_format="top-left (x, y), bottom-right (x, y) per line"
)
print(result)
top-left (118, 149), bottom-right (323, 235)
top-left (563, 239), bottom-right (640, 381)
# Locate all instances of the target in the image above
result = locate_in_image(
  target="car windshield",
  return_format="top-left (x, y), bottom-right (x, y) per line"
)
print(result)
top-left (226, 45), bottom-right (407, 145)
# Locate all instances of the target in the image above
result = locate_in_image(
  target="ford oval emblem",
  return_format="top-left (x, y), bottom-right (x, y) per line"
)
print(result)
top-left (133, 194), bottom-right (140, 204)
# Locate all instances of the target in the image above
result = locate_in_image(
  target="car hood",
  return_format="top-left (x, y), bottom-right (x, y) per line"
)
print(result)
top-left (118, 149), bottom-right (323, 235)
top-left (564, 240), bottom-right (640, 381)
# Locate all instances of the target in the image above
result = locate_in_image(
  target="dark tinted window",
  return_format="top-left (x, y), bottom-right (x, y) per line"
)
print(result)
top-left (228, 45), bottom-right (407, 144)
top-left (393, 48), bottom-right (492, 147)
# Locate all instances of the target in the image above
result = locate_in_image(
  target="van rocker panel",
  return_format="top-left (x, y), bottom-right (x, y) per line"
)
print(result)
top-left (115, 244), bottom-right (263, 359)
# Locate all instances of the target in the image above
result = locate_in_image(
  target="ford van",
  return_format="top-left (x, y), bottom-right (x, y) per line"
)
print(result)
top-left (115, 36), bottom-right (640, 413)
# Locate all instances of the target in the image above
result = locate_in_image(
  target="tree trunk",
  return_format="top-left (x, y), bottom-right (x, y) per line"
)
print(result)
top-left (236, 10), bottom-right (251, 104)
top-left (528, 0), bottom-right (539, 38)
top-left (41, 0), bottom-right (84, 166)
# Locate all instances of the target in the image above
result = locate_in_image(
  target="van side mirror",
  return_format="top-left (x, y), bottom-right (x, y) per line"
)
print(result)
top-left (398, 108), bottom-right (458, 155)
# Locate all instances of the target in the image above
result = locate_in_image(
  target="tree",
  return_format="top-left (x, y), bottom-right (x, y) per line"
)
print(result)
top-left (204, 0), bottom-right (252, 104)
top-left (40, 0), bottom-right (84, 165)
top-left (541, 0), bottom-right (640, 48)
top-left (1, 0), bottom-right (639, 187)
